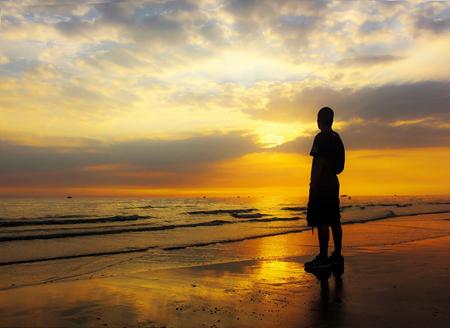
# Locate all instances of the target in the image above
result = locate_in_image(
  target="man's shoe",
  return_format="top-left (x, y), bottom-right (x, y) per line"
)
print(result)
top-left (329, 252), bottom-right (344, 273)
top-left (304, 255), bottom-right (332, 272)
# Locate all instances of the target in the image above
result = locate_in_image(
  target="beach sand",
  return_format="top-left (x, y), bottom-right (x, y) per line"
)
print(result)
top-left (0, 212), bottom-right (449, 327)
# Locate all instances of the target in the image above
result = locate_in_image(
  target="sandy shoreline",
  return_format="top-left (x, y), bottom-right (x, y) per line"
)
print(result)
top-left (0, 212), bottom-right (449, 327)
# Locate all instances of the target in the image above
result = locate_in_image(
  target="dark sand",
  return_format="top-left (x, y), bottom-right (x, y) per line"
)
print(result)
top-left (0, 213), bottom-right (449, 327)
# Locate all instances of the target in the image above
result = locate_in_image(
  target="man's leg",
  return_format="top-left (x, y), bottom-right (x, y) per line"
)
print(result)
top-left (304, 224), bottom-right (332, 270)
top-left (318, 224), bottom-right (329, 258)
top-left (331, 223), bottom-right (342, 256)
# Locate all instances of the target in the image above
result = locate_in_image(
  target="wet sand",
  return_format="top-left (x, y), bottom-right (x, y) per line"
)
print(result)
top-left (0, 212), bottom-right (449, 327)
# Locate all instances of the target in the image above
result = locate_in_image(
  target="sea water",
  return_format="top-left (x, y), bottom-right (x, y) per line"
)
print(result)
top-left (0, 195), bottom-right (449, 288)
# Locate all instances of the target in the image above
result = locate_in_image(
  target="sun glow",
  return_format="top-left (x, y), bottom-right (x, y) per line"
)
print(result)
top-left (254, 122), bottom-right (307, 148)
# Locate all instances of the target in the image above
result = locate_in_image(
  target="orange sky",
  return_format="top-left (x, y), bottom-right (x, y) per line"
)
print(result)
top-left (0, 1), bottom-right (449, 197)
top-left (1, 148), bottom-right (449, 197)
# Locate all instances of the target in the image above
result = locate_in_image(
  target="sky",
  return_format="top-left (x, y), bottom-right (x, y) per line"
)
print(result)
top-left (0, 0), bottom-right (449, 197)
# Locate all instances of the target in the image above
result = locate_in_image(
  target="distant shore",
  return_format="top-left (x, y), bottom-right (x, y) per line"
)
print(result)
top-left (0, 212), bottom-right (449, 327)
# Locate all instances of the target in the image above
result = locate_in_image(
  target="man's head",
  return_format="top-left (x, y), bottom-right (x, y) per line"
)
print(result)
top-left (317, 107), bottom-right (334, 130)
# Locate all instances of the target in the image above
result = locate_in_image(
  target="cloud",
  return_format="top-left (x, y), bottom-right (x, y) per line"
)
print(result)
top-left (80, 47), bottom-right (147, 69)
top-left (225, 0), bottom-right (272, 20)
top-left (415, 15), bottom-right (450, 34)
top-left (274, 120), bottom-right (450, 154)
top-left (31, 1), bottom-right (193, 47)
top-left (110, 132), bottom-right (258, 170)
top-left (0, 55), bottom-right (10, 65)
top-left (54, 15), bottom-right (94, 36)
top-left (359, 19), bottom-right (386, 34)
top-left (97, 1), bottom-right (133, 26)
top-left (340, 120), bottom-right (450, 150)
top-left (338, 55), bottom-right (403, 66)
top-left (3, 120), bottom-right (447, 188)
top-left (245, 80), bottom-right (450, 123)
top-left (0, 132), bottom-right (258, 175)
top-left (1, 0), bottom-right (450, 160)
top-left (277, 14), bottom-right (319, 33)
top-left (1, 14), bottom-right (22, 28)
top-left (222, 0), bottom-right (325, 46)
top-left (130, 14), bottom-right (187, 45)
top-left (0, 132), bottom-right (261, 189)
top-left (198, 20), bottom-right (229, 46)
top-left (414, 1), bottom-right (450, 34)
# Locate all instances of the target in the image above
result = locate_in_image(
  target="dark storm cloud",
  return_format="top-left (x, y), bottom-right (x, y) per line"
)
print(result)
top-left (0, 132), bottom-right (258, 174)
top-left (246, 80), bottom-right (450, 123)
top-left (274, 120), bottom-right (450, 154)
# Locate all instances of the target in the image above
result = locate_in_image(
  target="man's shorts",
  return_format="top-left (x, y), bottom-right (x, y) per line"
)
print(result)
top-left (306, 189), bottom-right (341, 227)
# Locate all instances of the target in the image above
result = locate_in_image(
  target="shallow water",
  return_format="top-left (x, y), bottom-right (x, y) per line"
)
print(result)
top-left (0, 195), bottom-right (449, 268)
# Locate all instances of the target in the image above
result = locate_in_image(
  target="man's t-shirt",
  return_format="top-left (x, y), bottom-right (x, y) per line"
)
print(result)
top-left (309, 130), bottom-right (345, 193)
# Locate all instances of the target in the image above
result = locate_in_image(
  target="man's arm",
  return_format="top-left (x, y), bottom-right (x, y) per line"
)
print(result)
top-left (310, 157), bottom-right (326, 189)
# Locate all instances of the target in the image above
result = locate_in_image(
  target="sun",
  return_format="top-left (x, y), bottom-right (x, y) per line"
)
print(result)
top-left (259, 133), bottom-right (286, 148)
top-left (254, 121), bottom-right (309, 148)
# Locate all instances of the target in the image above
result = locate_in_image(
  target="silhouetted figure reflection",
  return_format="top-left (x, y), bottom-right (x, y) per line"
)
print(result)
top-left (315, 270), bottom-right (331, 303)
top-left (310, 270), bottom-right (344, 304)
top-left (308, 270), bottom-right (345, 326)
top-left (304, 107), bottom-right (346, 272)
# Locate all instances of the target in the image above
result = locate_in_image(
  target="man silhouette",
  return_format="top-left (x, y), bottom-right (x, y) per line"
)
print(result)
top-left (304, 107), bottom-right (345, 271)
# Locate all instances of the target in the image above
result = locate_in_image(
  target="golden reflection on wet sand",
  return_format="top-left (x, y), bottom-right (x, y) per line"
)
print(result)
top-left (0, 256), bottom-right (329, 327)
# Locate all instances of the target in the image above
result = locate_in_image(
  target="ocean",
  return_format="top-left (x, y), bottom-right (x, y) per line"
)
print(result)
top-left (0, 195), bottom-right (449, 289)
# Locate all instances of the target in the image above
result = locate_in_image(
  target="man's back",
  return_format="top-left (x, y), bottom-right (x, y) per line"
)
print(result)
top-left (309, 130), bottom-right (345, 193)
